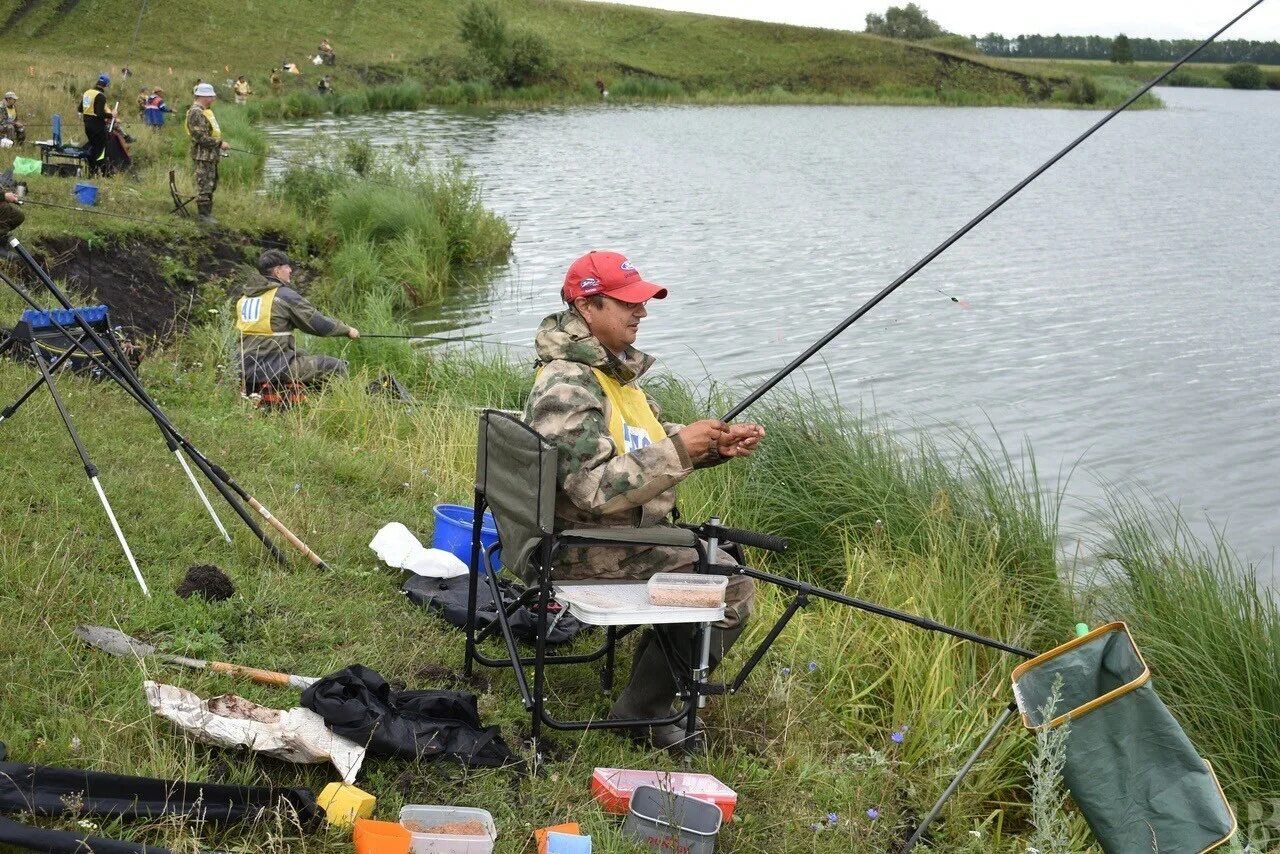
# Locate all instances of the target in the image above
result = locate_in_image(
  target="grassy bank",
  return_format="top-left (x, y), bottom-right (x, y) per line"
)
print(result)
top-left (1, 287), bottom-right (1273, 849)
top-left (0, 0), bottom-right (1155, 114)
top-left (0, 66), bottom-right (1269, 854)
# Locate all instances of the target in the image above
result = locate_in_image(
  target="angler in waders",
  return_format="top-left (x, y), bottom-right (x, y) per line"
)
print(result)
top-left (236, 249), bottom-right (360, 397)
top-left (80, 74), bottom-right (112, 176)
top-left (185, 83), bottom-right (229, 224)
top-left (523, 250), bottom-right (766, 750)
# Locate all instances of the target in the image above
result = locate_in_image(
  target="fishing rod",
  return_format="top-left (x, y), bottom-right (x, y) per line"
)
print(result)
top-left (723, 0), bottom-right (1267, 422)
top-left (358, 331), bottom-right (522, 346)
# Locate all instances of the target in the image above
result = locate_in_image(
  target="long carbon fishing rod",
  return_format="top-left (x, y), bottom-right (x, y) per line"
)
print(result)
top-left (358, 331), bottom-right (522, 346)
top-left (723, 0), bottom-right (1267, 422)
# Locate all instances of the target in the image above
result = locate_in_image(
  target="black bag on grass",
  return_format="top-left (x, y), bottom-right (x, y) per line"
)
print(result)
top-left (402, 574), bottom-right (586, 646)
top-left (300, 664), bottom-right (517, 768)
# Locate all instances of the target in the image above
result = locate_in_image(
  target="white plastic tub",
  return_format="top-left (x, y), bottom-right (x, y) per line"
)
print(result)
top-left (399, 805), bottom-right (497, 854)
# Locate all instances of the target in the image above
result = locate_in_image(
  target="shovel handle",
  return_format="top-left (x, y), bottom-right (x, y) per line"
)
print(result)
top-left (208, 661), bottom-right (294, 687)
top-left (246, 497), bottom-right (328, 568)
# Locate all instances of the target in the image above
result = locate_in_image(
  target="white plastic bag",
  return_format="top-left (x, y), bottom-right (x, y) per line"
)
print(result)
top-left (144, 681), bottom-right (365, 783)
top-left (369, 522), bottom-right (468, 578)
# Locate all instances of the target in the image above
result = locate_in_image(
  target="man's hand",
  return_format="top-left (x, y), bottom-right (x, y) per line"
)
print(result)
top-left (220, 141), bottom-right (230, 151)
top-left (717, 423), bottom-right (765, 458)
top-left (2, 192), bottom-right (16, 204)
top-left (346, 327), bottom-right (360, 340)
top-left (677, 419), bottom-right (726, 462)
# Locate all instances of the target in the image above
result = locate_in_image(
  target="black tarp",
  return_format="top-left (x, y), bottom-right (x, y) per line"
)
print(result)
top-left (300, 665), bottom-right (518, 768)
top-left (402, 574), bottom-right (586, 645)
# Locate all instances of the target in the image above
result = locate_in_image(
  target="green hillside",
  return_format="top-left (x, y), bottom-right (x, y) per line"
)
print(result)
top-left (0, 0), bottom-right (1056, 105)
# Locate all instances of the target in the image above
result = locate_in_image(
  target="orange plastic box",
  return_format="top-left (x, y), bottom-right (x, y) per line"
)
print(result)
top-left (591, 767), bottom-right (737, 822)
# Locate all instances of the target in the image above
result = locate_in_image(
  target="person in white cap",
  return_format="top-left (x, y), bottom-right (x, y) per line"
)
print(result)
top-left (185, 82), bottom-right (229, 223)
top-left (0, 92), bottom-right (24, 144)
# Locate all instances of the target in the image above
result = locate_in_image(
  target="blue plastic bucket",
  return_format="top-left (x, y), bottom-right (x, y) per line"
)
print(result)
top-left (432, 504), bottom-right (501, 573)
top-left (73, 183), bottom-right (98, 206)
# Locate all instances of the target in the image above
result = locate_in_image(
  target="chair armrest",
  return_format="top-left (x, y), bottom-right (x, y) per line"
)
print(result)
top-left (557, 526), bottom-right (698, 549)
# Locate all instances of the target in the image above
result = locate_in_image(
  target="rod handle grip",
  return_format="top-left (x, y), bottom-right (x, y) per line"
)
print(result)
top-left (209, 661), bottom-right (292, 687)
top-left (705, 524), bottom-right (789, 554)
top-left (247, 497), bottom-right (327, 567)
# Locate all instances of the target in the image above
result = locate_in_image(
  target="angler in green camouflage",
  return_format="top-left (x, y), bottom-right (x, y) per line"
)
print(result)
top-left (523, 250), bottom-right (765, 749)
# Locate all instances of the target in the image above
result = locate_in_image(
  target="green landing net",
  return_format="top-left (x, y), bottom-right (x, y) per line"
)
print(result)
top-left (1012, 622), bottom-right (1236, 854)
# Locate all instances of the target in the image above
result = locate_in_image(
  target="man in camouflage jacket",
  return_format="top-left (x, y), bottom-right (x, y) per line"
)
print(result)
top-left (524, 250), bottom-right (765, 749)
top-left (186, 83), bottom-right (229, 222)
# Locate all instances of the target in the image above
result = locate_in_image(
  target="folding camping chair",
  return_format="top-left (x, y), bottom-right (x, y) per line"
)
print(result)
top-left (169, 169), bottom-right (196, 217)
top-left (464, 410), bottom-right (732, 754)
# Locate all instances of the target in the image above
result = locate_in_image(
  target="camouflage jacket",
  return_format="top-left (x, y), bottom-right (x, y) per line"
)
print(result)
top-left (236, 270), bottom-right (350, 380)
top-left (524, 309), bottom-right (696, 541)
top-left (186, 104), bottom-right (221, 161)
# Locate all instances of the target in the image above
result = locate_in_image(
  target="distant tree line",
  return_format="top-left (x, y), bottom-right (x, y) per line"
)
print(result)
top-left (973, 33), bottom-right (1280, 65)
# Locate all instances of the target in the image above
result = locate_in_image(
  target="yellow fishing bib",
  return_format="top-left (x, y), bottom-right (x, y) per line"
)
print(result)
top-left (185, 107), bottom-right (221, 139)
top-left (235, 288), bottom-right (279, 335)
top-left (4, 107), bottom-right (15, 121)
top-left (81, 88), bottom-right (100, 116)
top-left (590, 368), bottom-right (666, 456)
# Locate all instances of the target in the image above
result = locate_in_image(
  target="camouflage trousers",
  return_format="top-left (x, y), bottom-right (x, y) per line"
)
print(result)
top-left (555, 536), bottom-right (754, 630)
top-left (193, 158), bottom-right (219, 209)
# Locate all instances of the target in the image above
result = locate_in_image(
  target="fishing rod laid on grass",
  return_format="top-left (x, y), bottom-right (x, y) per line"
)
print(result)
top-left (724, 0), bottom-right (1266, 423)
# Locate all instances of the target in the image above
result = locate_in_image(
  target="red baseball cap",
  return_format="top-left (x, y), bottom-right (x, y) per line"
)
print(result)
top-left (562, 251), bottom-right (668, 304)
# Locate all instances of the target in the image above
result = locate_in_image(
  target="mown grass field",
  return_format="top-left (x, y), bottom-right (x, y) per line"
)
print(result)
top-left (0, 0), bottom-right (1110, 112)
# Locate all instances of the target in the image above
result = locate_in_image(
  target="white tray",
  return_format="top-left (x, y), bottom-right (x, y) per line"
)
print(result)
top-left (554, 580), bottom-right (726, 626)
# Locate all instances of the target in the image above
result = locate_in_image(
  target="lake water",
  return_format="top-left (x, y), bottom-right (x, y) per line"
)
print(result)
top-left (265, 88), bottom-right (1280, 577)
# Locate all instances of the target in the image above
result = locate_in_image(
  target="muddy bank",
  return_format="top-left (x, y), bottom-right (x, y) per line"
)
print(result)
top-left (20, 234), bottom-right (259, 340)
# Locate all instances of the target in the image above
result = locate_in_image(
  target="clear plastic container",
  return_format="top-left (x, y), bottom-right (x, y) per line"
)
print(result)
top-left (592, 767), bottom-right (738, 821)
top-left (647, 573), bottom-right (727, 609)
top-left (399, 805), bottom-right (496, 854)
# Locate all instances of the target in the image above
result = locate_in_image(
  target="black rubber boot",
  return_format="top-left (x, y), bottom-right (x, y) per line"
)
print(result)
top-left (609, 629), bottom-right (692, 750)
top-left (609, 623), bottom-right (746, 752)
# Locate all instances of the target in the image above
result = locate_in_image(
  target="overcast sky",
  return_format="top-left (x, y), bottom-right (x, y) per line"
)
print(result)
top-left (581, 1), bottom-right (1280, 41)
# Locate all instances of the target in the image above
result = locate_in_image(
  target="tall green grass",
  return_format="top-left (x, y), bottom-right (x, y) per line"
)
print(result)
top-left (1087, 494), bottom-right (1280, 804)
top-left (270, 144), bottom-right (513, 313)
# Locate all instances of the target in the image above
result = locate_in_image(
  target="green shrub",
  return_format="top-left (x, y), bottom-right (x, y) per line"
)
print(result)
top-left (1267, 70), bottom-right (1280, 90)
top-left (1166, 69), bottom-right (1219, 88)
top-left (457, 0), bottom-right (559, 87)
top-left (342, 136), bottom-right (376, 177)
top-left (1222, 62), bottom-right (1265, 90)
top-left (505, 31), bottom-right (557, 86)
top-left (1064, 74), bottom-right (1098, 105)
top-left (275, 162), bottom-right (348, 213)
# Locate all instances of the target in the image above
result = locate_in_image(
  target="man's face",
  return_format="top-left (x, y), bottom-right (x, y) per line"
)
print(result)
top-left (576, 295), bottom-right (648, 352)
top-left (272, 264), bottom-right (292, 284)
top-left (4, 98), bottom-right (14, 107)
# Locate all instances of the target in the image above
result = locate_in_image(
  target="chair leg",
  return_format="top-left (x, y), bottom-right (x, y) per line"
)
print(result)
top-left (601, 626), bottom-right (617, 694)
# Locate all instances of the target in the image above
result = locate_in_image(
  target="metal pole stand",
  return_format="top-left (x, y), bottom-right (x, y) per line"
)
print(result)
top-left (903, 702), bottom-right (1018, 850)
top-left (8, 319), bottom-right (149, 595)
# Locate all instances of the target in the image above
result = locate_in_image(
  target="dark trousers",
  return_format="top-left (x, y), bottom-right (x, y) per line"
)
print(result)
top-left (83, 118), bottom-right (107, 175)
top-left (0, 201), bottom-right (23, 237)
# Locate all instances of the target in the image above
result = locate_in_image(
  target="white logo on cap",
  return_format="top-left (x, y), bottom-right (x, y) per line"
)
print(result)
top-left (619, 260), bottom-right (636, 272)
top-left (579, 277), bottom-right (601, 292)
